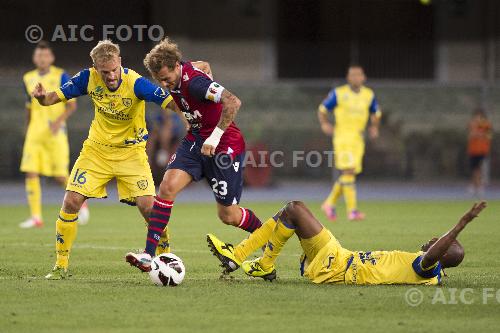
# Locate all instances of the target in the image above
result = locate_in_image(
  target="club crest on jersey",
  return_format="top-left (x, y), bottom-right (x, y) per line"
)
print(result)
top-left (109, 100), bottom-right (117, 110)
top-left (180, 97), bottom-right (190, 110)
top-left (122, 98), bottom-right (132, 107)
top-left (154, 87), bottom-right (167, 98)
top-left (137, 180), bottom-right (148, 190)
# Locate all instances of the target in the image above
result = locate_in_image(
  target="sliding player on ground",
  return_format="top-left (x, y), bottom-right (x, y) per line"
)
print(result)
top-left (208, 200), bottom-right (486, 285)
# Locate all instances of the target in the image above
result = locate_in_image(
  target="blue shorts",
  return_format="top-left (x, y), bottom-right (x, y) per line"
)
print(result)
top-left (167, 138), bottom-right (245, 206)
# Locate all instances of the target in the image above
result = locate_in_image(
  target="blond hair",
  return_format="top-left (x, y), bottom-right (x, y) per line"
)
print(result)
top-left (90, 40), bottom-right (120, 64)
top-left (143, 37), bottom-right (182, 75)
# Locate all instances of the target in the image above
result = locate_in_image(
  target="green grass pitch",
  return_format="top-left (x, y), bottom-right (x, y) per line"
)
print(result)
top-left (1, 200), bottom-right (499, 333)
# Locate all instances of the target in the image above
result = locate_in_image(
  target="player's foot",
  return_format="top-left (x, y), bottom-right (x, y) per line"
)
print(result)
top-left (348, 210), bottom-right (366, 221)
top-left (242, 258), bottom-right (277, 282)
top-left (321, 203), bottom-right (337, 221)
top-left (206, 233), bottom-right (241, 273)
top-left (45, 265), bottom-right (68, 280)
top-left (78, 202), bottom-right (90, 225)
top-left (19, 217), bottom-right (43, 229)
top-left (125, 252), bottom-right (152, 272)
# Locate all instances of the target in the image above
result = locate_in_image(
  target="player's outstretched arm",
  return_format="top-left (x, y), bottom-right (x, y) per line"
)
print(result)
top-left (33, 83), bottom-right (62, 106)
top-left (201, 89), bottom-right (241, 156)
top-left (421, 201), bottom-right (487, 269)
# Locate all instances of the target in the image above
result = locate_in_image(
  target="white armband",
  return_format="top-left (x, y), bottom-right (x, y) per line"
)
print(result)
top-left (205, 82), bottom-right (225, 103)
top-left (203, 126), bottom-right (225, 148)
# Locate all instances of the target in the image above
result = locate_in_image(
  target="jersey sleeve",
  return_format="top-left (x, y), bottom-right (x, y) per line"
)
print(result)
top-left (412, 255), bottom-right (442, 279)
top-left (188, 76), bottom-right (225, 103)
top-left (319, 89), bottom-right (337, 114)
top-left (369, 96), bottom-right (379, 114)
top-left (133, 77), bottom-right (173, 109)
top-left (56, 69), bottom-right (90, 101)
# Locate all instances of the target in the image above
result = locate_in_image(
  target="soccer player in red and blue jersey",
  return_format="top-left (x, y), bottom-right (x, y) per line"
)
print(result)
top-left (126, 38), bottom-right (274, 272)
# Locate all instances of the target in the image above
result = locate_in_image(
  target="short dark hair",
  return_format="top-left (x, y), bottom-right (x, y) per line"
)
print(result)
top-left (35, 40), bottom-right (51, 50)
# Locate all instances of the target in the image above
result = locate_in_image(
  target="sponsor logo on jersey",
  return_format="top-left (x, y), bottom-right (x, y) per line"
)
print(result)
top-left (183, 72), bottom-right (189, 82)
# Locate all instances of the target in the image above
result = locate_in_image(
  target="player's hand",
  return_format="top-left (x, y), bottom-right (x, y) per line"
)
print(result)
top-left (32, 83), bottom-right (47, 101)
top-left (461, 201), bottom-right (487, 224)
top-left (368, 125), bottom-right (379, 139)
top-left (201, 143), bottom-right (216, 156)
top-left (321, 123), bottom-right (333, 136)
top-left (49, 119), bottom-right (63, 135)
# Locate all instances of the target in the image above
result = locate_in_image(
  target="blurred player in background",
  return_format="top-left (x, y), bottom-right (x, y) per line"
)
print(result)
top-left (317, 65), bottom-right (381, 221)
top-left (32, 40), bottom-right (204, 279)
top-left (467, 108), bottom-right (493, 197)
top-left (19, 41), bottom-right (89, 229)
top-left (207, 200), bottom-right (486, 285)
top-left (125, 38), bottom-right (271, 272)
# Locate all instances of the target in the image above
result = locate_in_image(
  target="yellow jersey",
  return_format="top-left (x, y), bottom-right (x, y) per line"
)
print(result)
top-left (303, 239), bottom-right (442, 286)
top-left (23, 66), bottom-right (72, 141)
top-left (56, 67), bottom-right (172, 148)
top-left (319, 84), bottom-right (379, 142)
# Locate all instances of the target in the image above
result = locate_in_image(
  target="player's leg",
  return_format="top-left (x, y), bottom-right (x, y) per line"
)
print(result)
top-left (242, 201), bottom-right (326, 280)
top-left (45, 190), bottom-right (86, 279)
top-left (20, 141), bottom-right (44, 228)
top-left (322, 143), bottom-right (342, 221)
top-left (20, 172), bottom-right (43, 228)
top-left (419, 201), bottom-right (486, 271)
top-left (135, 195), bottom-right (171, 255)
top-left (46, 141), bottom-right (112, 279)
top-left (344, 141), bottom-right (365, 220)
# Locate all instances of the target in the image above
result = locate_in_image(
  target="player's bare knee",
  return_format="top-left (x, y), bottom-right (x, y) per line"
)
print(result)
top-left (158, 181), bottom-right (178, 199)
top-left (217, 210), bottom-right (239, 226)
top-left (282, 201), bottom-right (305, 226)
top-left (62, 192), bottom-right (84, 213)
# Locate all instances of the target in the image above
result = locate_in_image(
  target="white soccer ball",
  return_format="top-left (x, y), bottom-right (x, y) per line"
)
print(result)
top-left (148, 253), bottom-right (186, 287)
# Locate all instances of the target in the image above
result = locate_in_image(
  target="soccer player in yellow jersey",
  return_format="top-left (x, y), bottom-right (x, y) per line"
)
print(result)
top-left (207, 200), bottom-right (486, 285)
top-left (318, 65), bottom-right (381, 221)
top-left (19, 41), bottom-right (88, 228)
top-left (31, 40), bottom-right (193, 279)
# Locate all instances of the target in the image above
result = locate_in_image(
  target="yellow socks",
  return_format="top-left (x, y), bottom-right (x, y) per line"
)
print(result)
top-left (156, 227), bottom-right (171, 255)
top-left (234, 217), bottom-right (277, 262)
top-left (325, 181), bottom-right (342, 206)
top-left (55, 210), bottom-right (78, 269)
top-left (26, 176), bottom-right (42, 220)
top-left (340, 174), bottom-right (357, 213)
top-left (260, 221), bottom-right (295, 270)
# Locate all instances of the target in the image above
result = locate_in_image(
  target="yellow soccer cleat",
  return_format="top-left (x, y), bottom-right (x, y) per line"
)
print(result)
top-left (242, 258), bottom-right (277, 282)
top-left (206, 233), bottom-right (241, 273)
top-left (45, 265), bottom-right (68, 280)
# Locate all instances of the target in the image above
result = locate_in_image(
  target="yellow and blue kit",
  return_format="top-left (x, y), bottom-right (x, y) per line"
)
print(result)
top-left (319, 84), bottom-right (379, 173)
top-left (20, 66), bottom-right (72, 176)
top-left (55, 67), bottom-right (173, 203)
top-left (300, 228), bottom-right (442, 285)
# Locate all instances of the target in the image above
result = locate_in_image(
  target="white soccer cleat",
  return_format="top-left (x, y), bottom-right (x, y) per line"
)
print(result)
top-left (19, 217), bottom-right (43, 229)
top-left (125, 252), bottom-right (152, 272)
top-left (78, 202), bottom-right (90, 225)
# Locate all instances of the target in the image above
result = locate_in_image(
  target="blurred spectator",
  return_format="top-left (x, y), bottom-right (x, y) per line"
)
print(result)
top-left (146, 110), bottom-right (185, 184)
top-left (467, 108), bottom-right (493, 197)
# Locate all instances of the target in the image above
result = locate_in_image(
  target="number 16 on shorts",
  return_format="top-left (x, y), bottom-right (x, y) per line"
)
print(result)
top-left (72, 169), bottom-right (87, 185)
